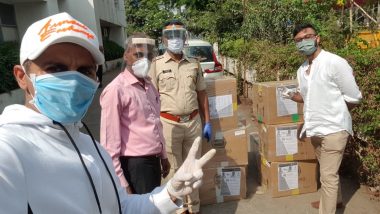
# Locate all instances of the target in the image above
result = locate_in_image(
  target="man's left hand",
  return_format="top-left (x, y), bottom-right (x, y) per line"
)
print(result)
top-left (203, 122), bottom-right (212, 142)
top-left (161, 158), bottom-right (171, 178)
top-left (280, 87), bottom-right (295, 99)
top-left (166, 137), bottom-right (216, 199)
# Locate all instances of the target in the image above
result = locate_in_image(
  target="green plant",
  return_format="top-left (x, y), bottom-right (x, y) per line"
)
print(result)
top-left (124, 0), bottom-right (380, 187)
top-left (102, 40), bottom-right (124, 61)
top-left (219, 15), bottom-right (380, 189)
top-left (0, 42), bottom-right (20, 93)
top-left (125, 0), bottom-right (176, 39)
top-left (338, 45), bottom-right (380, 187)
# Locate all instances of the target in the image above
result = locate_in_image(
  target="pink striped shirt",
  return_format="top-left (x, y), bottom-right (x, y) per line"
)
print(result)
top-left (100, 69), bottom-right (167, 188)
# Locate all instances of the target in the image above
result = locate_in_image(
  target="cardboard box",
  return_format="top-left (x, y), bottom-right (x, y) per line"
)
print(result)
top-left (200, 166), bottom-right (247, 205)
top-left (251, 83), bottom-right (260, 120)
top-left (259, 122), bottom-right (316, 162)
top-left (253, 80), bottom-right (304, 125)
top-left (261, 157), bottom-right (317, 198)
top-left (206, 77), bottom-right (238, 131)
top-left (202, 127), bottom-right (248, 168)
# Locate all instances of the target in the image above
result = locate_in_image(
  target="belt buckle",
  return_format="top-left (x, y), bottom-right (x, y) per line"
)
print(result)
top-left (179, 115), bottom-right (190, 123)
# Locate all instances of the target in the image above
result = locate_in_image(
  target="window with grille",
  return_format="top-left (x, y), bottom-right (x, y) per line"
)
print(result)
top-left (0, 3), bottom-right (16, 27)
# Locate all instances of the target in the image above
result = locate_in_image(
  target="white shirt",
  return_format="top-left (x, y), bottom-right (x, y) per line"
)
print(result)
top-left (297, 50), bottom-right (362, 137)
top-left (0, 104), bottom-right (180, 214)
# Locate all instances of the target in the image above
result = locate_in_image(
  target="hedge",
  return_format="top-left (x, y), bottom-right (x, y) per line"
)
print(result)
top-left (103, 39), bottom-right (124, 61)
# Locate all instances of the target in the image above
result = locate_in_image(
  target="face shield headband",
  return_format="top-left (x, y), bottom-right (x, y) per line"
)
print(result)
top-left (128, 38), bottom-right (156, 78)
top-left (162, 27), bottom-right (187, 40)
top-left (162, 26), bottom-right (188, 54)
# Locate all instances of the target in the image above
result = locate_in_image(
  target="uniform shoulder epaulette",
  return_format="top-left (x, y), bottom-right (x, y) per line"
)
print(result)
top-left (153, 55), bottom-right (164, 61)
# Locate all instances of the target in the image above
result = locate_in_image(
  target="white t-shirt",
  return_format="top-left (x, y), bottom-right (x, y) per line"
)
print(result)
top-left (297, 50), bottom-right (362, 137)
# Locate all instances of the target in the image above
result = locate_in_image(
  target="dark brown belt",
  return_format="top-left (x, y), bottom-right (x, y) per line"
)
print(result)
top-left (120, 154), bottom-right (160, 160)
top-left (160, 110), bottom-right (198, 123)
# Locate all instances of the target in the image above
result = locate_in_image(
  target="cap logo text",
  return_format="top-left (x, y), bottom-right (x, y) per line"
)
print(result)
top-left (39, 18), bottom-right (95, 42)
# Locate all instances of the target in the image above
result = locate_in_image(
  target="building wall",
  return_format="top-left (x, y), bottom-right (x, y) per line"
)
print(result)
top-left (94, 0), bottom-right (126, 47)
top-left (57, 0), bottom-right (127, 47)
top-left (57, 0), bottom-right (98, 42)
top-left (95, 0), bottom-right (126, 27)
top-left (1, 26), bottom-right (18, 41)
top-left (1, 0), bottom-right (126, 47)
top-left (109, 26), bottom-right (125, 47)
top-left (0, 0), bottom-right (126, 75)
top-left (0, 1), bottom-right (18, 42)
top-left (13, 1), bottom-right (58, 37)
top-left (14, 0), bottom-right (98, 40)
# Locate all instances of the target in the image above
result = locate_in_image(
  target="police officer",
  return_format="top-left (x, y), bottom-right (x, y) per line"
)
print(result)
top-left (149, 20), bottom-right (212, 214)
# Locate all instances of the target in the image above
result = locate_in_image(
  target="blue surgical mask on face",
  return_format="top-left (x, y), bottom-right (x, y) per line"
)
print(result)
top-left (28, 71), bottom-right (99, 124)
top-left (296, 39), bottom-right (317, 56)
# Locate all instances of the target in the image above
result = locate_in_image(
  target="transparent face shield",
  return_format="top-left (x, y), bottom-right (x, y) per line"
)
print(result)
top-left (162, 25), bottom-right (188, 54)
top-left (129, 38), bottom-right (156, 61)
top-left (127, 38), bottom-right (156, 78)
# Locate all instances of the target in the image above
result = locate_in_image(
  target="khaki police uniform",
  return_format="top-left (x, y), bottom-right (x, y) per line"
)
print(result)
top-left (149, 51), bottom-right (206, 213)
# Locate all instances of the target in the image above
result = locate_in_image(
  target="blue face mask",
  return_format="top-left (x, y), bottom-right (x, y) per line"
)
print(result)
top-left (296, 39), bottom-right (317, 56)
top-left (29, 71), bottom-right (99, 124)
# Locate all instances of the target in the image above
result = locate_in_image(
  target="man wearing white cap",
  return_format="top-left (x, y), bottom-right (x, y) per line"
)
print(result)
top-left (0, 12), bottom-right (215, 214)
top-left (100, 32), bottom-right (171, 195)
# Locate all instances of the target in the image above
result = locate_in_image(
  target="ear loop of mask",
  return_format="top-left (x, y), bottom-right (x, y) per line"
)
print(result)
top-left (21, 65), bottom-right (37, 105)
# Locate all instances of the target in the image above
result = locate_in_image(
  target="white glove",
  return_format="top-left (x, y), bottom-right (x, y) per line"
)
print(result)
top-left (167, 137), bottom-right (216, 199)
top-left (281, 87), bottom-right (295, 99)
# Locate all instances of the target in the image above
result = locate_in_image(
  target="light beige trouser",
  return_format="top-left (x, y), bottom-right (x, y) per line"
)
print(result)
top-left (161, 114), bottom-right (202, 213)
top-left (311, 131), bottom-right (349, 214)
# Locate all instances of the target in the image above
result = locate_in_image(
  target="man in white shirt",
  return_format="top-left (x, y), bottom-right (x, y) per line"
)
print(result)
top-left (0, 12), bottom-right (215, 214)
top-left (285, 23), bottom-right (362, 214)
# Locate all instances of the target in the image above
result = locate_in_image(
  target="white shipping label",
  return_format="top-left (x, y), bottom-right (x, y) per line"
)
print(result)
top-left (208, 95), bottom-right (233, 119)
top-left (235, 129), bottom-right (246, 136)
top-left (278, 163), bottom-right (299, 191)
top-left (276, 85), bottom-right (298, 116)
top-left (220, 168), bottom-right (241, 196)
top-left (276, 126), bottom-right (298, 156)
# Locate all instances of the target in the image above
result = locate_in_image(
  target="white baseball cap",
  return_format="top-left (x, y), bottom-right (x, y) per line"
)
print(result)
top-left (20, 12), bottom-right (104, 65)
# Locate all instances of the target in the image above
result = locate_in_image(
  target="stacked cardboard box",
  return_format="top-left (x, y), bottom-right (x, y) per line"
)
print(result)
top-left (199, 77), bottom-right (248, 205)
top-left (206, 76), bottom-right (238, 131)
top-left (261, 157), bottom-right (318, 197)
top-left (199, 165), bottom-right (247, 205)
top-left (252, 80), bottom-right (318, 198)
top-left (252, 80), bottom-right (304, 124)
top-left (259, 122), bottom-right (315, 162)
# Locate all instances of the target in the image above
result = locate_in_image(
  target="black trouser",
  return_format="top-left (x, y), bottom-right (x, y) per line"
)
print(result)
top-left (120, 155), bottom-right (161, 194)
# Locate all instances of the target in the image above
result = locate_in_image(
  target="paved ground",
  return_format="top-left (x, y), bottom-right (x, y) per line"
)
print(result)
top-left (83, 68), bottom-right (380, 214)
